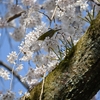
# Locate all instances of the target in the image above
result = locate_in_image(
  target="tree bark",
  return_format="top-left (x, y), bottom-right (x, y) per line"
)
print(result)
top-left (21, 11), bottom-right (100, 100)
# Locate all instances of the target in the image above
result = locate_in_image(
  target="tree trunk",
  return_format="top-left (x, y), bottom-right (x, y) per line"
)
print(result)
top-left (21, 11), bottom-right (100, 100)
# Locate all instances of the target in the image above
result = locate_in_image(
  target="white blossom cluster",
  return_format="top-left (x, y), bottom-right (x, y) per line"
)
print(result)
top-left (8, 4), bottom-right (23, 15)
top-left (0, 91), bottom-right (15, 100)
top-left (7, 51), bottom-right (17, 64)
top-left (10, 26), bottom-right (26, 41)
top-left (16, 64), bottom-right (23, 72)
top-left (0, 0), bottom-right (99, 99)
top-left (0, 18), bottom-right (7, 28)
top-left (0, 68), bottom-right (10, 80)
top-left (22, 0), bottom-right (37, 6)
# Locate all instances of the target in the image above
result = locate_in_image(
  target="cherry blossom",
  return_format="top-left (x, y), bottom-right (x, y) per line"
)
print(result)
top-left (0, 68), bottom-right (10, 80)
top-left (0, 0), bottom-right (98, 99)
top-left (7, 51), bottom-right (17, 64)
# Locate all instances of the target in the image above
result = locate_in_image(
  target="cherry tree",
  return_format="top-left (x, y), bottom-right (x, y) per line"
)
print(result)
top-left (0, 0), bottom-right (100, 100)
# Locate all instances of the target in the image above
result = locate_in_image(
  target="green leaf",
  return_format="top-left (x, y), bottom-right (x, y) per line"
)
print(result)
top-left (78, 6), bottom-right (96, 24)
top-left (93, 5), bottom-right (95, 18)
top-left (78, 16), bottom-right (90, 23)
top-left (38, 29), bottom-right (61, 40)
top-left (97, 0), bottom-right (100, 3)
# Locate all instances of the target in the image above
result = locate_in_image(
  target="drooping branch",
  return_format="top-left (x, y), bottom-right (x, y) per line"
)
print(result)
top-left (0, 61), bottom-right (29, 90)
top-left (20, 11), bottom-right (100, 100)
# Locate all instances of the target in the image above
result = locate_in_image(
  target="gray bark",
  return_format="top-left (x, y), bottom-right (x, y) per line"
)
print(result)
top-left (21, 12), bottom-right (100, 100)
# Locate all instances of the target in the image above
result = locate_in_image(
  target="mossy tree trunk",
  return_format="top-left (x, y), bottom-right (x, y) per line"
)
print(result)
top-left (21, 11), bottom-right (100, 100)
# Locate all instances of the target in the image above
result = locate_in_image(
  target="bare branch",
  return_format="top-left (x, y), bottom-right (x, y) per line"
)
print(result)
top-left (6, 11), bottom-right (25, 23)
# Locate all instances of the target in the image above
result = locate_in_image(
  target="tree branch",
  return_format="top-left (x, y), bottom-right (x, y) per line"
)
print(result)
top-left (0, 61), bottom-right (29, 90)
top-left (20, 11), bottom-right (100, 100)
top-left (6, 11), bottom-right (25, 23)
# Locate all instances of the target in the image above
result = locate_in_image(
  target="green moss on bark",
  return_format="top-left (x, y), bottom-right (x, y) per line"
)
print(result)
top-left (21, 12), bottom-right (100, 100)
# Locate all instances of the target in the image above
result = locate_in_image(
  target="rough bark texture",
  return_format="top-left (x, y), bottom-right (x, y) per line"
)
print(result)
top-left (21, 12), bottom-right (100, 100)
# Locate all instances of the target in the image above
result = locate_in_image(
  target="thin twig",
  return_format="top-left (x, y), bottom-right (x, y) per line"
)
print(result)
top-left (51, 5), bottom-right (58, 21)
top-left (51, 1), bottom-right (60, 21)
top-left (10, 64), bottom-right (15, 90)
top-left (39, 71), bottom-right (46, 100)
top-left (38, 11), bottom-right (51, 22)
